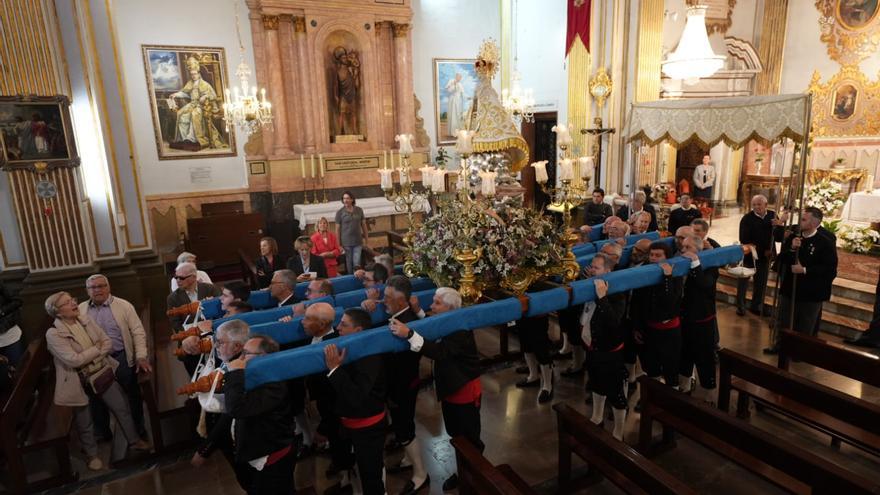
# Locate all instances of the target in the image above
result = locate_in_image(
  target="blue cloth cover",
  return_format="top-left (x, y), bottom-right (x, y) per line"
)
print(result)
top-left (248, 307), bottom-right (345, 346)
top-left (587, 224), bottom-right (604, 241)
top-left (247, 291), bottom-right (277, 310)
top-left (572, 243), bottom-right (597, 257)
top-left (295, 275), bottom-right (364, 299)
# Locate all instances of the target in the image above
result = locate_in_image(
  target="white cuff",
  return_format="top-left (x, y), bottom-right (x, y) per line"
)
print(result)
top-left (327, 366), bottom-right (339, 377)
top-left (802, 267), bottom-right (806, 274)
top-left (690, 259), bottom-right (701, 269)
top-left (408, 332), bottom-right (424, 352)
top-left (416, 309), bottom-right (426, 319)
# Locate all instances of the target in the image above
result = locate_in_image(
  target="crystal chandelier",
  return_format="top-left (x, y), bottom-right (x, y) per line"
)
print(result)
top-left (502, 72), bottom-right (535, 125)
top-left (661, 4), bottom-right (726, 83)
top-left (223, 0), bottom-right (273, 135)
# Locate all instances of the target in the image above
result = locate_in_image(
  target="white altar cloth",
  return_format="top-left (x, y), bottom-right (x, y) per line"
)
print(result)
top-left (293, 196), bottom-right (429, 228)
top-left (840, 190), bottom-right (880, 224)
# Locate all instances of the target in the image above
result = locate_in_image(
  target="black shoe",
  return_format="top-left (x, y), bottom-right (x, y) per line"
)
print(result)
top-left (516, 378), bottom-right (540, 388)
top-left (560, 365), bottom-right (584, 377)
top-left (442, 474), bottom-right (459, 491)
top-left (515, 365), bottom-right (529, 374)
top-left (538, 389), bottom-right (553, 404)
top-left (398, 476), bottom-right (430, 495)
top-left (736, 308), bottom-right (746, 316)
top-left (324, 482), bottom-right (353, 495)
top-left (762, 346), bottom-right (779, 355)
top-left (844, 337), bottom-right (880, 348)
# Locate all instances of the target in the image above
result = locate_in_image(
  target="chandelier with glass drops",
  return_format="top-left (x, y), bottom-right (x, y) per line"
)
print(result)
top-left (661, 3), bottom-right (726, 84)
top-left (501, 0), bottom-right (535, 125)
top-left (223, 0), bottom-right (273, 135)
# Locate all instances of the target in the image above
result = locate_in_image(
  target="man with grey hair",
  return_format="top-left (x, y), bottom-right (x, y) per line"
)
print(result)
top-left (737, 194), bottom-right (785, 316)
top-left (80, 274), bottom-right (149, 439)
top-left (168, 261), bottom-right (221, 375)
top-left (390, 287), bottom-right (481, 492)
top-left (171, 251), bottom-right (212, 291)
top-left (268, 269), bottom-right (298, 307)
top-left (617, 190), bottom-right (658, 232)
top-left (599, 242), bottom-right (624, 270)
top-left (691, 218), bottom-right (720, 249)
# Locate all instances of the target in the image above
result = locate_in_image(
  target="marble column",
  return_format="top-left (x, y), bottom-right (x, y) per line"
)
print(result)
top-left (293, 16), bottom-right (317, 153)
top-left (391, 23), bottom-right (415, 136)
top-left (263, 14), bottom-right (292, 155)
top-left (374, 21), bottom-right (395, 149)
top-left (278, 15), bottom-right (302, 152)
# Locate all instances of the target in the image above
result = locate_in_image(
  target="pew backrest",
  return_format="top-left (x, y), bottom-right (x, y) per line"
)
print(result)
top-left (450, 436), bottom-right (537, 495)
top-left (778, 330), bottom-right (880, 389)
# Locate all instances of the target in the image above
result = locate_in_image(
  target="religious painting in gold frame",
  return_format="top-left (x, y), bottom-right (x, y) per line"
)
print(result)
top-left (0, 95), bottom-right (79, 171)
top-left (433, 58), bottom-right (478, 145)
top-left (141, 45), bottom-right (236, 160)
top-left (815, 0), bottom-right (880, 65)
top-left (807, 65), bottom-right (880, 137)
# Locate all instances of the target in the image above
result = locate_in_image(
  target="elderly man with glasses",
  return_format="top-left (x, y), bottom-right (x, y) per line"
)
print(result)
top-left (168, 261), bottom-right (221, 375)
top-left (80, 274), bottom-right (150, 440)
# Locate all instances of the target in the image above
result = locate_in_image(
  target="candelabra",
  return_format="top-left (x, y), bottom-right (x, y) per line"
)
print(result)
top-left (536, 125), bottom-right (595, 282)
top-left (381, 135), bottom-right (431, 276)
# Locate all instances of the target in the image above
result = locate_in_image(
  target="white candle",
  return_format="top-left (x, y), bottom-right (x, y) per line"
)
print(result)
top-left (579, 156), bottom-right (594, 179)
top-left (310, 154), bottom-right (315, 178)
top-left (455, 129), bottom-right (475, 155)
top-left (378, 168), bottom-right (393, 190)
top-left (532, 161), bottom-right (549, 183)
top-left (300, 154), bottom-right (305, 178)
top-left (383, 150), bottom-right (388, 170)
top-left (319, 154), bottom-right (325, 177)
top-left (480, 170), bottom-right (497, 196)
top-left (419, 165), bottom-right (436, 185)
top-left (559, 158), bottom-right (574, 181)
top-left (552, 123), bottom-right (574, 147)
top-left (433, 169), bottom-right (446, 192)
top-left (395, 134), bottom-right (414, 156)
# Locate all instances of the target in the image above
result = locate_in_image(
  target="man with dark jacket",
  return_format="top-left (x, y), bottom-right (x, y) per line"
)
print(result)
top-left (325, 308), bottom-right (388, 495)
top-left (168, 261), bottom-right (222, 375)
top-left (583, 188), bottom-right (615, 226)
top-left (736, 195), bottom-right (784, 316)
top-left (224, 334), bottom-right (296, 494)
top-left (287, 236), bottom-right (328, 281)
top-left (678, 235), bottom-right (719, 403)
top-left (580, 254), bottom-right (627, 440)
top-left (667, 194), bottom-right (702, 234)
top-left (765, 207), bottom-right (838, 354)
top-left (390, 287), bottom-right (481, 491)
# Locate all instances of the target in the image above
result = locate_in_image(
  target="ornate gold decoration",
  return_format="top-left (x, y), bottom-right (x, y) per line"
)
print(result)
top-left (392, 23), bottom-right (410, 38)
top-left (807, 167), bottom-right (867, 190)
top-left (704, 0), bottom-right (737, 34)
top-left (589, 66), bottom-right (613, 110)
top-left (635, 0), bottom-right (664, 103)
top-left (499, 267), bottom-right (543, 295)
top-left (262, 15), bottom-right (280, 31)
top-left (454, 247), bottom-right (483, 305)
top-left (293, 16), bottom-right (306, 33)
top-left (475, 38), bottom-right (500, 79)
top-left (815, 0), bottom-right (880, 65)
top-left (413, 94), bottom-right (431, 148)
top-left (807, 65), bottom-right (880, 137)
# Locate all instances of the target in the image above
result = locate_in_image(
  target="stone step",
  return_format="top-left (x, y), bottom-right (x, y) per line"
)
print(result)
top-left (715, 283), bottom-right (869, 340)
top-left (718, 269), bottom-right (876, 305)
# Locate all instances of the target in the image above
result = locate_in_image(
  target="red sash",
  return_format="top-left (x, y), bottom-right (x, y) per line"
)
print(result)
top-left (445, 378), bottom-right (482, 406)
top-left (648, 317), bottom-right (680, 330)
top-left (341, 411), bottom-right (386, 429)
top-left (266, 445), bottom-right (292, 466)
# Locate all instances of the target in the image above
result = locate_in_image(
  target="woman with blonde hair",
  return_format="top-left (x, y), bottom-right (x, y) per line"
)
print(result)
top-left (311, 217), bottom-right (342, 277)
top-left (255, 236), bottom-right (285, 289)
top-left (44, 291), bottom-right (150, 471)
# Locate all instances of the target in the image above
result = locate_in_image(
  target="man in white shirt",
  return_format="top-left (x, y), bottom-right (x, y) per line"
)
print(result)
top-left (693, 155), bottom-right (716, 200)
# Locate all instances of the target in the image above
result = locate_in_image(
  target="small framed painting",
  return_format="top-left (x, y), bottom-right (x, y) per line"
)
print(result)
top-left (433, 58), bottom-right (477, 145)
top-left (142, 45), bottom-right (236, 160)
top-left (0, 95), bottom-right (79, 171)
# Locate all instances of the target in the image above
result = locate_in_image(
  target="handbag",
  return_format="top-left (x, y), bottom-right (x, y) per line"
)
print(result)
top-left (727, 245), bottom-right (758, 279)
top-left (83, 364), bottom-right (115, 396)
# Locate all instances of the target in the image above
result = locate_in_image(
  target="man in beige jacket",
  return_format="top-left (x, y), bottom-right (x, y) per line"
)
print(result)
top-left (79, 274), bottom-right (150, 439)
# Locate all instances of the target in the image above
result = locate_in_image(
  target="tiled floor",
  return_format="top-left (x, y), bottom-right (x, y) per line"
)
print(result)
top-left (55, 301), bottom-right (880, 494)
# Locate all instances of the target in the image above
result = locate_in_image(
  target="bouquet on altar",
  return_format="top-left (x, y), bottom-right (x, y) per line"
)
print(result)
top-left (839, 223), bottom-right (880, 254)
top-left (409, 196), bottom-right (566, 289)
top-left (803, 179), bottom-right (844, 216)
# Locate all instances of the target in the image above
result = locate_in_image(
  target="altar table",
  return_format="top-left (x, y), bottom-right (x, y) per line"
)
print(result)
top-left (293, 196), bottom-right (430, 231)
top-left (840, 190), bottom-right (880, 224)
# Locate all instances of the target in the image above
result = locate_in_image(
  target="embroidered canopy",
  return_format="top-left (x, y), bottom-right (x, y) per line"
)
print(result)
top-left (626, 94), bottom-right (810, 149)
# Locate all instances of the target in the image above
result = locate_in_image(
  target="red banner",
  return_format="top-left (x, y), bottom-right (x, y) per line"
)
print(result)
top-left (566, 0), bottom-right (592, 56)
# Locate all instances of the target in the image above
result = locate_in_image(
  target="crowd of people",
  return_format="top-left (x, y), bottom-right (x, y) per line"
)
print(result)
top-left (13, 186), bottom-right (854, 495)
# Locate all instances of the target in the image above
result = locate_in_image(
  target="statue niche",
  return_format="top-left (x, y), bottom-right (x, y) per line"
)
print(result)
top-left (324, 30), bottom-right (366, 143)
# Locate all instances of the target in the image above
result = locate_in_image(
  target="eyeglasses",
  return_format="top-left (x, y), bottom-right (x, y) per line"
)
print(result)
top-left (174, 274), bottom-right (194, 280)
top-left (241, 350), bottom-right (264, 357)
top-left (86, 283), bottom-right (108, 290)
top-left (55, 297), bottom-right (77, 309)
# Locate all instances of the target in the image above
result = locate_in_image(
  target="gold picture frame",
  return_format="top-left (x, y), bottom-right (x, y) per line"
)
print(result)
top-left (0, 95), bottom-right (80, 171)
top-left (808, 65), bottom-right (880, 137)
top-left (433, 58), bottom-right (478, 145)
top-left (142, 45), bottom-right (236, 160)
top-left (815, 0), bottom-right (880, 65)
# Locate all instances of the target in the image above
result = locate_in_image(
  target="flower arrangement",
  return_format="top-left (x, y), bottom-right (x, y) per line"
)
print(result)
top-left (409, 196), bottom-right (566, 290)
top-left (839, 223), bottom-right (879, 254)
top-left (803, 179), bottom-right (844, 216)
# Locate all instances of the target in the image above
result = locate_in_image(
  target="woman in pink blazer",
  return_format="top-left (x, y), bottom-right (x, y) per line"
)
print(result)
top-left (311, 217), bottom-right (342, 277)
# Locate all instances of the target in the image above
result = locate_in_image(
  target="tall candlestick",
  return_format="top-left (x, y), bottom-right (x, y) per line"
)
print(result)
top-left (319, 154), bottom-right (325, 177)
top-left (378, 168), bottom-right (393, 190)
top-left (300, 154), bottom-right (305, 178)
top-left (311, 154), bottom-right (316, 178)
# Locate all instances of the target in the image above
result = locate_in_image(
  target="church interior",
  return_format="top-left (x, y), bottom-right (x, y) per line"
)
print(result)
top-left (1, 0), bottom-right (879, 494)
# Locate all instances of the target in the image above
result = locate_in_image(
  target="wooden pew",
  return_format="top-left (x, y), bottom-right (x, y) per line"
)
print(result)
top-left (238, 248), bottom-right (260, 289)
top-left (718, 348), bottom-right (880, 457)
top-left (0, 338), bottom-right (76, 494)
top-left (638, 376), bottom-right (880, 494)
top-left (450, 436), bottom-right (537, 495)
top-left (778, 330), bottom-right (880, 389)
top-left (553, 403), bottom-right (696, 495)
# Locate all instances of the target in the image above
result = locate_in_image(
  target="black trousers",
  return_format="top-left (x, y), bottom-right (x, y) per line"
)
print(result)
top-left (736, 258), bottom-right (770, 311)
top-left (348, 422), bottom-right (387, 495)
top-left (680, 319), bottom-right (717, 389)
top-left (640, 325), bottom-right (682, 386)
top-left (518, 315), bottom-right (553, 365)
top-left (586, 350), bottom-right (627, 409)
top-left (90, 350), bottom-right (144, 436)
top-left (622, 320), bottom-right (640, 366)
top-left (317, 408), bottom-right (354, 470)
top-left (238, 447), bottom-right (296, 495)
top-left (559, 305), bottom-right (584, 345)
top-left (441, 399), bottom-right (483, 453)
top-left (389, 386), bottom-right (418, 444)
